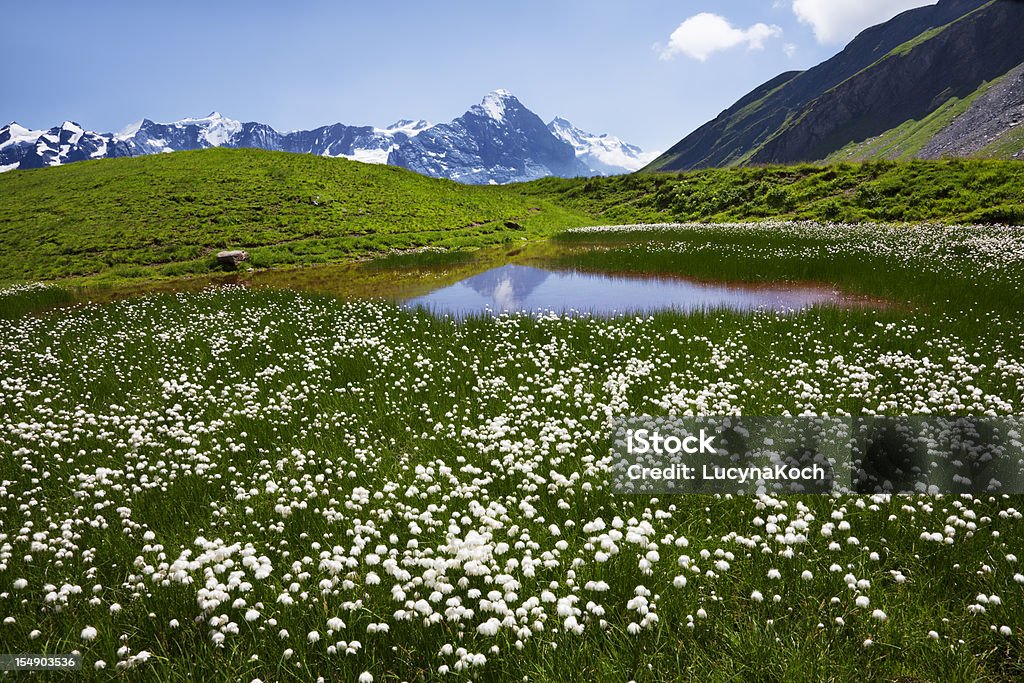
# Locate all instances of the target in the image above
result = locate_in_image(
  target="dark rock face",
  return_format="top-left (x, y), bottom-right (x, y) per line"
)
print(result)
top-left (649, 0), bottom-right (1022, 170)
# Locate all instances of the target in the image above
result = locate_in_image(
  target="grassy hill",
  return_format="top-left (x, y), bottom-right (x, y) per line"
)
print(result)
top-left (0, 148), bottom-right (588, 283)
top-left (2, 150), bottom-right (1024, 285)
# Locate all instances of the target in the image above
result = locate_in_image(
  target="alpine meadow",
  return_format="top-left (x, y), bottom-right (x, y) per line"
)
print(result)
top-left (2, 0), bottom-right (1024, 681)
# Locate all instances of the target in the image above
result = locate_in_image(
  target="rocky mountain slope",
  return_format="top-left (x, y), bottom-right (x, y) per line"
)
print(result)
top-left (647, 0), bottom-right (1024, 170)
top-left (1, 92), bottom-right (652, 183)
top-left (387, 90), bottom-right (584, 184)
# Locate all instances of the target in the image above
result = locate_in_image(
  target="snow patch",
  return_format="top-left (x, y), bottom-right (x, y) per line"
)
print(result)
top-left (115, 119), bottom-right (145, 140)
top-left (376, 119), bottom-right (431, 137)
top-left (340, 147), bottom-right (392, 165)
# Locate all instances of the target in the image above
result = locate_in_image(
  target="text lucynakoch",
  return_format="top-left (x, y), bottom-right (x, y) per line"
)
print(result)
top-left (626, 462), bottom-right (829, 485)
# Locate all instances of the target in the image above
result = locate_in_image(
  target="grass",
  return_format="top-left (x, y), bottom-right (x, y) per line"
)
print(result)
top-left (0, 282), bottom-right (73, 319)
top-left (528, 159), bottom-right (1024, 226)
top-left (3, 152), bottom-right (1024, 286)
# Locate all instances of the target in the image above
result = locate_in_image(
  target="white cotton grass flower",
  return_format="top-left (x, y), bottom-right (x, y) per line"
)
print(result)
top-left (359, 673), bottom-right (373, 683)
top-left (871, 609), bottom-right (888, 622)
top-left (750, 590), bottom-right (764, 603)
top-left (81, 625), bottom-right (98, 641)
top-left (801, 570), bottom-right (814, 581)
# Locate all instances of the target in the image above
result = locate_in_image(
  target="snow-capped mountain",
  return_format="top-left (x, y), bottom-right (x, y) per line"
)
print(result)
top-left (278, 119), bottom-right (431, 164)
top-left (548, 116), bottom-right (658, 175)
top-left (112, 112), bottom-right (245, 156)
top-left (389, 90), bottom-right (585, 184)
top-left (0, 122), bottom-right (44, 171)
top-left (0, 92), bottom-right (653, 183)
top-left (1, 121), bottom-right (111, 170)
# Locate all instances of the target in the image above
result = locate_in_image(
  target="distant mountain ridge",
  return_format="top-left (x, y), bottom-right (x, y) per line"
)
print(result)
top-left (647, 0), bottom-right (1024, 170)
top-left (0, 91), bottom-right (653, 184)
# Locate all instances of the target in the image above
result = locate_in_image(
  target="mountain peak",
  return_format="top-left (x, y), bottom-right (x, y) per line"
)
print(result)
top-left (475, 89), bottom-right (520, 122)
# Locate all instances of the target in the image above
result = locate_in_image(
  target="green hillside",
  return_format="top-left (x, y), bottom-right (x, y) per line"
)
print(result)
top-left (0, 148), bottom-right (588, 283)
top-left (525, 159), bottom-right (1024, 226)
top-left (2, 150), bottom-right (1024, 285)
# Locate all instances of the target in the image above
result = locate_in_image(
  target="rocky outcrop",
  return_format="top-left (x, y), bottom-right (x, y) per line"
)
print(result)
top-left (216, 250), bottom-right (249, 268)
top-left (918, 63), bottom-right (1024, 159)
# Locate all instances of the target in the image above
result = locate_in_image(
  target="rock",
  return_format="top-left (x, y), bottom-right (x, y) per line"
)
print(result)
top-left (216, 250), bottom-right (249, 268)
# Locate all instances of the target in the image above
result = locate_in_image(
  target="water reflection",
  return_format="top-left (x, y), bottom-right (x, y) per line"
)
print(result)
top-left (405, 265), bottom-right (855, 317)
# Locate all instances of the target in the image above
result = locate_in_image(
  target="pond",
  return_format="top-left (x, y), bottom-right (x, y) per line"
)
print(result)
top-left (404, 264), bottom-right (863, 317)
top-left (33, 242), bottom-right (884, 319)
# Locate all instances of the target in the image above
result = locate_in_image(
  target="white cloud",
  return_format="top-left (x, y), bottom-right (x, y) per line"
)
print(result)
top-left (660, 13), bottom-right (783, 62)
top-left (791, 0), bottom-right (937, 45)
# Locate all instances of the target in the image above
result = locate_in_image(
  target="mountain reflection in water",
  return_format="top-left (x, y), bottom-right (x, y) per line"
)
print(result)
top-left (404, 265), bottom-right (854, 317)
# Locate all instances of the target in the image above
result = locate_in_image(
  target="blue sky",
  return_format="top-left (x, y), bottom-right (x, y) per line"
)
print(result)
top-left (1, 1), bottom-right (934, 152)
